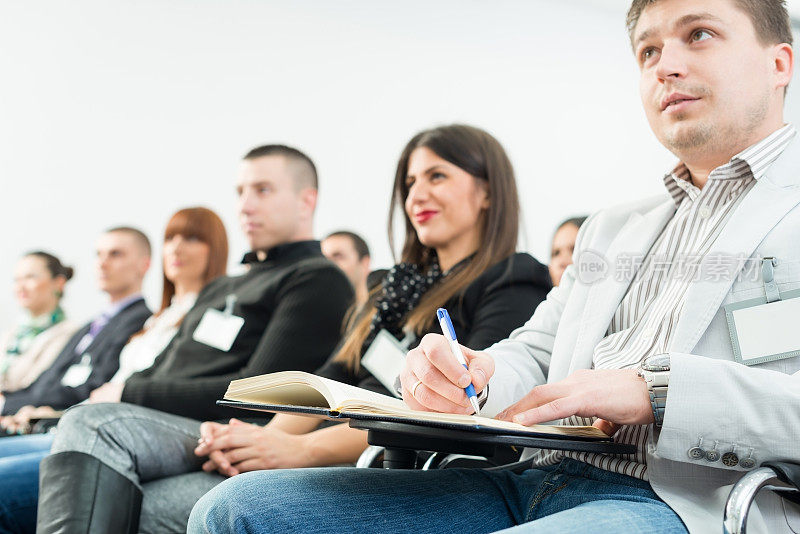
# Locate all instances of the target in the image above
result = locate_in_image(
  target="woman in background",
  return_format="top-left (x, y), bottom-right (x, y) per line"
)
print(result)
top-left (548, 216), bottom-right (587, 287)
top-left (0, 206), bottom-right (229, 534)
top-left (0, 252), bottom-right (77, 394)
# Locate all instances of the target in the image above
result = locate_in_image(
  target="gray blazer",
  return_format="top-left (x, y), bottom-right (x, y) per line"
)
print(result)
top-left (483, 136), bottom-right (800, 533)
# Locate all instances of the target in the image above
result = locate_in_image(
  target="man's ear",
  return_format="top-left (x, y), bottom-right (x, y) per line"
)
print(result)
top-left (139, 256), bottom-right (151, 278)
top-left (772, 42), bottom-right (794, 92)
top-left (299, 187), bottom-right (318, 218)
top-left (359, 255), bottom-right (371, 274)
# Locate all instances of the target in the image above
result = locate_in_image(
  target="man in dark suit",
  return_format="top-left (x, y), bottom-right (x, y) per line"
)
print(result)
top-left (0, 227), bottom-right (152, 419)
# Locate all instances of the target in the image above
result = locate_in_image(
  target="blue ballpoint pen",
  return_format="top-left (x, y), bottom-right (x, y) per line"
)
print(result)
top-left (436, 308), bottom-right (481, 415)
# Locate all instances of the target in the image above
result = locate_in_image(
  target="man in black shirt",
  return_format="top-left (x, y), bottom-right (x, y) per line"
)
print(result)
top-left (33, 145), bottom-right (354, 533)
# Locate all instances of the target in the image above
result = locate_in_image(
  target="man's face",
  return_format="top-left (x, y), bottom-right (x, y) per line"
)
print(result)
top-left (321, 235), bottom-right (369, 290)
top-left (634, 0), bottom-right (787, 160)
top-left (237, 156), bottom-right (306, 251)
top-left (95, 232), bottom-right (149, 297)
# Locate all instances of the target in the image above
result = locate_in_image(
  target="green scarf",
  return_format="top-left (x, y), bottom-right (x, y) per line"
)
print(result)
top-left (1, 307), bottom-right (66, 374)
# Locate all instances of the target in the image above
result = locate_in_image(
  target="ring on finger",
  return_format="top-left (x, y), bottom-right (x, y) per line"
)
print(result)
top-left (411, 379), bottom-right (423, 397)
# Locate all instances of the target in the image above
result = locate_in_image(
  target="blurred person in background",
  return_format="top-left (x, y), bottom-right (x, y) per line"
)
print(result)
top-left (548, 216), bottom-right (587, 286)
top-left (0, 207), bottom-right (229, 534)
top-left (322, 230), bottom-right (372, 306)
top-left (0, 227), bottom-right (152, 419)
top-left (0, 252), bottom-right (78, 394)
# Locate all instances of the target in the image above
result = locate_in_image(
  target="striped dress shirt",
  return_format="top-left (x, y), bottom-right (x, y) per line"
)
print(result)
top-left (532, 124), bottom-right (796, 480)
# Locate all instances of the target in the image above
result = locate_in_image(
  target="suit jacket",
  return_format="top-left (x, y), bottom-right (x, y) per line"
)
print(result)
top-left (482, 136), bottom-right (800, 533)
top-left (1, 298), bottom-right (151, 415)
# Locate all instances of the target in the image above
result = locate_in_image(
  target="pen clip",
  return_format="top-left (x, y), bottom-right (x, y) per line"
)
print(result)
top-left (436, 308), bottom-right (457, 340)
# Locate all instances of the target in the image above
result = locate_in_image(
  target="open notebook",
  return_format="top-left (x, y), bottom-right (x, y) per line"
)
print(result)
top-left (220, 371), bottom-right (610, 441)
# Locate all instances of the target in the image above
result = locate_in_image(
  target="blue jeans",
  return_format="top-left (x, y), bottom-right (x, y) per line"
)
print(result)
top-left (0, 434), bottom-right (54, 534)
top-left (189, 458), bottom-right (687, 534)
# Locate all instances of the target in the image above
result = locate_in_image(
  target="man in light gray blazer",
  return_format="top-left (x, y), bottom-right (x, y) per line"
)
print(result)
top-left (400, 0), bottom-right (800, 532)
top-left (187, 1), bottom-right (798, 533)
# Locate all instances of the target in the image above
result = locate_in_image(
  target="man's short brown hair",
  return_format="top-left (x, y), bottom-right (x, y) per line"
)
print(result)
top-left (243, 144), bottom-right (318, 191)
top-left (106, 226), bottom-right (152, 257)
top-left (626, 0), bottom-right (793, 47)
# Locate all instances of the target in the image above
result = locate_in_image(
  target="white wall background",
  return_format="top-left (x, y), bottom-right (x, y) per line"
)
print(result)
top-left (1, 0), bottom-right (799, 326)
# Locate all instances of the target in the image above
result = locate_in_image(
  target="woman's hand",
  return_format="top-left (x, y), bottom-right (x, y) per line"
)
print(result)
top-left (194, 419), bottom-right (312, 476)
top-left (0, 405), bottom-right (58, 433)
top-left (400, 333), bottom-right (494, 414)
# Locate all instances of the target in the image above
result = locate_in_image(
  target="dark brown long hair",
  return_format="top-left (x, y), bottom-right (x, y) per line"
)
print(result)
top-left (335, 124), bottom-right (520, 369)
top-left (159, 207), bottom-right (229, 312)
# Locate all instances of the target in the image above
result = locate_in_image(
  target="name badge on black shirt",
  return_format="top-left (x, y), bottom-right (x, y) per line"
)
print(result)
top-left (192, 295), bottom-right (245, 352)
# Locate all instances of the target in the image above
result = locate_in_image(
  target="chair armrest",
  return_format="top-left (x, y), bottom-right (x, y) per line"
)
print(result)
top-left (723, 463), bottom-right (799, 534)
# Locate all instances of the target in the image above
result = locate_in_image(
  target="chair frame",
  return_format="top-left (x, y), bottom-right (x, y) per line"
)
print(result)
top-left (723, 466), bottom-right (797, 534)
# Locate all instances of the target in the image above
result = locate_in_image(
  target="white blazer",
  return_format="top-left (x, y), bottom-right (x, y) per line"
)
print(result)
top-left (482, 136), bottom-right (800, 533)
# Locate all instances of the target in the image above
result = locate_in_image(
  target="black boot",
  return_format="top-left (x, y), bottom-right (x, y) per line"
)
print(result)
top-left (37, 451), bottom-right (142, 534)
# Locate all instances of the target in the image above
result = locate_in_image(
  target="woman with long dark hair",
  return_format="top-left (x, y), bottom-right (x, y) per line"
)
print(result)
top-left (185, 125), bottom-right (552, 532)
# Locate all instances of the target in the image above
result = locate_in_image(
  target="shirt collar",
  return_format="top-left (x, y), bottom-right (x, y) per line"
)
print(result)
top-left (663, 124), bottom-right (796, 205)
top-left (240, 240), bottom-right (322, 265)
top-left (104, 293), bottom-right (144, 319)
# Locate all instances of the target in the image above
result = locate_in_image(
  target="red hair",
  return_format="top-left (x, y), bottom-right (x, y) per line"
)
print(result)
top-left (159, 207), bottom-right (229, 312)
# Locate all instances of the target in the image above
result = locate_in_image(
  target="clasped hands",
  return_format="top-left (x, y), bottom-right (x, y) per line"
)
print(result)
top-left (399, 334), bottom-right (654, 434)
top-left (194, 418), bottom-right (311, 477)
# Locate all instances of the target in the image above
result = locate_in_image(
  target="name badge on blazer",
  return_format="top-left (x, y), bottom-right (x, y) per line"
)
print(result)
top-left (725, 258), bottom-right (800, 366)
top-left (361, 329), bottom-right (412, 397)
top-left (192, 295), bottom-right (244, 352)
top-left (61, 354), bottom-right (93, 387)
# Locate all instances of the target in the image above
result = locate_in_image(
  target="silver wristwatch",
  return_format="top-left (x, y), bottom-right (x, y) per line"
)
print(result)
top-left (637, 353), bottom-right (670, 427)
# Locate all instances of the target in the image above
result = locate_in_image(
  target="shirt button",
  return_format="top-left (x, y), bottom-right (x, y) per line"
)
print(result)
top-left (706, 449), bottom-right (721, 462)
top-left (699, 206), bottom-right (712, 219)
top-left (688, 447), bottom-right (704, 460)
top-left (722, 452), bottom-right (739, 467)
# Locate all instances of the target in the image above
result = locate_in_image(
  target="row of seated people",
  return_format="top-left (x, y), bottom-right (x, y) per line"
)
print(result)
top-left (3, 0), bottom-right (799, 531)
top-left (0, 125), bottom-right (585, 533)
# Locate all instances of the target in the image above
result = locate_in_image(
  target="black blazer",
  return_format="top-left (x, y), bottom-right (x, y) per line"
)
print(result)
top-left (1, 297), bottom-right (151, 415)
top-left (317, 252), bottom-right (552, 395)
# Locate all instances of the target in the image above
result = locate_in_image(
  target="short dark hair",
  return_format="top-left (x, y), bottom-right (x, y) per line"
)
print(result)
top-left (243, 144), bottom-right (318, 191)
top-left (325, 230), bottom-right (370, 259)
top-left (105, 226), bottom-right (152, 257)
top-left (626, 0), bottom-right (793, 47)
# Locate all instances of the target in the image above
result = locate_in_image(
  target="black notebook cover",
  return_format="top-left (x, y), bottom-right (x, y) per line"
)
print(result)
top-left (216, 399), bottom-right (637, 455)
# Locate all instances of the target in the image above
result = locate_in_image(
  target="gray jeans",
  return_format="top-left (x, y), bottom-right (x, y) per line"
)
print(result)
top-left (51, 403), bottom-right (226, 534)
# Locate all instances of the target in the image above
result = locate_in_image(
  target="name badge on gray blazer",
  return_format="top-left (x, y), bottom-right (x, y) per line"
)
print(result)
top-left (725, 258), bottom-right (800, 365)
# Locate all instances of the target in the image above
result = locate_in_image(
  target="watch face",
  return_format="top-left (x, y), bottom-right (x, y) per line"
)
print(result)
top-left (642, 353), bottom-right (670, 372)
